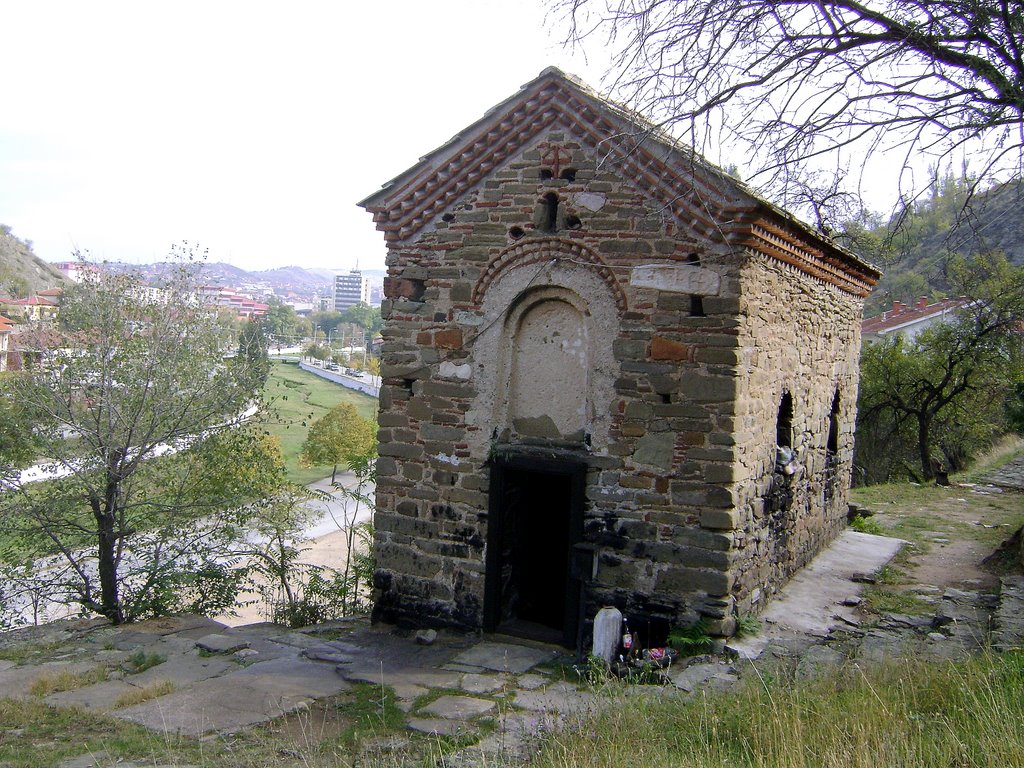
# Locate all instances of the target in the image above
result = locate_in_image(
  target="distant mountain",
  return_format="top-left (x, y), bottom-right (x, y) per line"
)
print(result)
top-left (99, 261), bottom-right (336, 299)
top-left (0, 225), bottom-right (65, 299)
top-left (253, 265), bottom-right (339, 294)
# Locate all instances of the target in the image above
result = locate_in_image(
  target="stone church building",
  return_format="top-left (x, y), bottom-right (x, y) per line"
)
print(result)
top-left (360, 68), bottom-right (880, 647)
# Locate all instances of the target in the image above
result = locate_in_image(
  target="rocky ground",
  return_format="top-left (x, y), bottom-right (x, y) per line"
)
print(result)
top-left (0, 458), bottom-right (1021, 768)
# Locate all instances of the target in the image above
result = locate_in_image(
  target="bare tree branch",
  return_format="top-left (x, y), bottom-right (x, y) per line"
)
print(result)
top-left (553, 0), bottom-right (1024, 226)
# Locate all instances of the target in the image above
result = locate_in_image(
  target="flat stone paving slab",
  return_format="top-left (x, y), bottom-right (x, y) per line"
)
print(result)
top-left (730, 529), bottom-right (905, 659)
top-left (45, 679), bottom-right (138, 711)
top-left (0, 660), bottom-right (100, 700)
top-left (512, 685), bottom-right (598, 714)
top-left (194, 633), bottom-right (250, 654)
top-left (450, 641), bottom-right (552, 674)
top-left (128, 653), bottom-right (236, 687)
top-left (407, 717), bottom-right (476, 737)
top-left (231, 656), bottom-right (353, 697)
top-left (419, 694), bottom-right (496, 720)
top-left (982, 454), bottom-right (1024, 490)
top-left (993, 575), bottom-right (1024, 651)
top-left (115, 675), bottom-right (311, 736)
top-left (460, 672), bottom-right (506, 694)
top-left (113, 655), bottom-right (354, 736)
top-left (339, 665), bottom-right (462, 691)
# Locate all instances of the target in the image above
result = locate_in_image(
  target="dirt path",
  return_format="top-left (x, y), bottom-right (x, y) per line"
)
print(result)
top-left (852, 461), bottom-right (1024, 594)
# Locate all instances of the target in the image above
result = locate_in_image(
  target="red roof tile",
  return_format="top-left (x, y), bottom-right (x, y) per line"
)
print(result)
top-left (862, 298), bottom-right (968, 335)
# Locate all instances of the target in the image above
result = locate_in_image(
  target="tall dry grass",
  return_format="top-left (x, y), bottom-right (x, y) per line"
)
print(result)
top-left (530, 651), bottom-right (1024, 768)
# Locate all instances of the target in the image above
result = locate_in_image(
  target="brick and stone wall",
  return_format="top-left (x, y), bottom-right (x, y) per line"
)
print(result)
top-left (365, 70), bottom-right (877, 642)
top-left (373, 131), bottom-right (750, 633)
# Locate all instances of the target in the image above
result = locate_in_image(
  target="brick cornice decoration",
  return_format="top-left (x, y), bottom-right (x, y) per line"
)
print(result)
top-left (360, 68), bottom-right (880, 298)
top-left (472, 237), bottom-right (628, 312)
top-left (734, 216), bottom-right (880, 298)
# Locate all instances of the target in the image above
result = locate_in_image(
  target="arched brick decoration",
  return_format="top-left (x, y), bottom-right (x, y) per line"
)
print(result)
top-left (472, 237), bottom-right (628, 312)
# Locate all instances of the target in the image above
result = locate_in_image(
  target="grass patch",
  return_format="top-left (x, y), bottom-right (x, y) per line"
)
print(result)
top-left (122, 649), bottom-right (165, 674)
top-left (531, 651), bottom-right (1024, 768)
top-left (114, 679), bottom-right (175, 708)
top-left (0, 639), bottom-right (66, 664)
top-left (0, 698), bottom-right (206, 768)
top-left (735, 612), bottom-right (761, 638)
top-left (325, 682), bottom-right (406, 752)
top-left (29, 666), bottom-right (108, 696)
top-left (261, 360), bottom-right (378, 485)
top-left (874, 564), bottom-right (904, 584)
top-left (862, 585), bottom-right (933, 616)
top-left (850, 514), bottom-right (884, 535)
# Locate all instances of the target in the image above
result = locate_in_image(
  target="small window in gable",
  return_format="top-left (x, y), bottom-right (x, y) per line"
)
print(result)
top-left (540, 192), bottom-right (559, 233)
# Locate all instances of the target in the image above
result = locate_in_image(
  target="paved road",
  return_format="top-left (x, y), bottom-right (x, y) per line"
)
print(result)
top-left (302, 472), bottom-right (375, 538)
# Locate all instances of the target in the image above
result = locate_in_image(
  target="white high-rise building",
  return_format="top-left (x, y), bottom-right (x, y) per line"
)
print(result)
top-left (334, 269), bottom-right (370, 311)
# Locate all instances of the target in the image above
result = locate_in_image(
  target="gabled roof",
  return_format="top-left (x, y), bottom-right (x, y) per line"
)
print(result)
top-left (3, 295), bottom-right (59, 307)
top-left (359, 67), bottom-right (880, 297)
top-left (862, 297), bottom-right (968, 336)
top-left (0, 314), bottom-right (14, 333)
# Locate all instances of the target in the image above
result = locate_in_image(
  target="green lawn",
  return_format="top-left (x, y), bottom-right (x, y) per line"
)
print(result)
top-left (260, 360), bottom-right (378, 485)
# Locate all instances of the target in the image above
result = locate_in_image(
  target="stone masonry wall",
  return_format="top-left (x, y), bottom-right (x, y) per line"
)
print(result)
top-left (729, 254), bottom-right (865, 616)
top-left (372, 124), bottom-right (865, 640)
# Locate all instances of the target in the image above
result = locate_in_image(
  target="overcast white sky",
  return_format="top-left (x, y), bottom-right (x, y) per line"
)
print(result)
top-left (0, 0), bottom-right (609, 273)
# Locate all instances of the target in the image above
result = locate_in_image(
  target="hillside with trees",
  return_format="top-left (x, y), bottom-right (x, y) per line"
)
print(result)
top-left (852, 176), bottom-right (1024, 317)
top-left (849, 176), bottom-right (1024, 484)
top-left (0, 225), bottom-right (64, 298)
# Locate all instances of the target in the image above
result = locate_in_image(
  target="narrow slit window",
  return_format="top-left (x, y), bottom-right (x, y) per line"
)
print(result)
top-left (541, 192), bottom-right (559, 233)
top-left (776, 392), bottom-right (793, 448)
top-left (827, 390), bottom-right (840, 454)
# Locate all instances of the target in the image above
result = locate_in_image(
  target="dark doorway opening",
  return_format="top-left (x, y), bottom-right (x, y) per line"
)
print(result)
top-left (485, 455), bottom-right (585, 646)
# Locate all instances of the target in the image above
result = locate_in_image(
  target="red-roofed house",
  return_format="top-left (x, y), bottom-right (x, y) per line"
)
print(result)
top-left (0, 314), bottom-right (14, 372)
top-left (53, 261), bottom-right (101, 283)
top-left (198, 286), bottom-right (268, 319)
top-left (0, 295), bottom-right (60, 324)
top-left (862, 297), bottom-right (968, 343)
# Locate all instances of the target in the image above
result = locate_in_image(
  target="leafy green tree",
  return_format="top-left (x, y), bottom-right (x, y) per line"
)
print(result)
top-left (263, 298), bottom-right (310, 344)
top-left (0, 373), bottom-right (39, 473)
top-left (300, 402), bottom-right (376, 485)
top-left (857, 253), bottom-right (1024, 482)
top-left (237, 317), bottom-right (270, 388)
top-left (303, 342), bottom-right (330, 361)
top-left (310, 310), bottom-right (344, 339)
top-left (340, 303), bottom-right (382, 335)
top-left (0, 260), bottom-right (283, 624)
